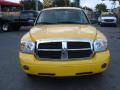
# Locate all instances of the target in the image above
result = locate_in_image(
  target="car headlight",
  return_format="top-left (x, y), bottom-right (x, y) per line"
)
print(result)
top-left (94, 39), bottom-right (108, 52)
top-left (28, 19), bottom-right (34, 23)
top-left (20, 41), bottom-right (35, 54)
top-left (114, 19), bottom-right (117, 22)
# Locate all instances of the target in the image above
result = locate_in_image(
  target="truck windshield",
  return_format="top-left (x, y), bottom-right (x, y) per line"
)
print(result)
top-left (102, 14), bottom-right (115, 17)
top-left (21, 12), bottom-right (34, 17)
top-left (37, 9), bottom-right (89, 24)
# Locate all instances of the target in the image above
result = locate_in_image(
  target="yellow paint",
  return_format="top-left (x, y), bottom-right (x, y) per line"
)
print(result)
top-left (28, 24), bottom-right (97, 41)
top-left (20, 24), bottom-right (110, 77)
top-left (19, 51), bottom-right (110, 77)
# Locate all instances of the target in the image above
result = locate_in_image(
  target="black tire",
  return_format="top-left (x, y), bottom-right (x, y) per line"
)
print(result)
top-left (1, 23), bottom-right (12, 32)
top-left (96, 72), bottom-right (104, 75)
top-left (26, 73), bottom-right (35, 77)
top-left (98, 22), bottom-right (100, 25)
top-left (114, 24), bottom-right (117, 27)
top-left (100, 24), bottom-right (104, 27)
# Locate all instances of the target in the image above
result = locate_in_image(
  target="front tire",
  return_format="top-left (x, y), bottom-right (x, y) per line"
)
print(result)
top-left (98, 22), bottom-right (100, 25)
top-left (1, 23), bottom-right (12, 32)
top-left (26, 73), bottom-right (36, 77)
top-left (114, 23), bottom-right (117, 27)
top-left (100, 23), bottom-right (104, 27)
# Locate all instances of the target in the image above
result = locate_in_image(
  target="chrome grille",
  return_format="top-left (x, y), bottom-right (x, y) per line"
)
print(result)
top-left (104, 19), bottom-right (114, 22)
top-left (37, 51), bottom-right (61, 59)
top-left (38, 42), bottom-right (62, 49)
top-left (68, 50), bottom-right (93, 58)
top-left (36, 39), bottom-right (94, 60)
top-left (67, 42), bottom-right (91, 49)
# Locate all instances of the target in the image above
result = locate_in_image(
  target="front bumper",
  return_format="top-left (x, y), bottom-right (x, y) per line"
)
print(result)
top-left (101, 21), bottom-right (117, 24)
top-left (19, 50), bottom-right (110, 77)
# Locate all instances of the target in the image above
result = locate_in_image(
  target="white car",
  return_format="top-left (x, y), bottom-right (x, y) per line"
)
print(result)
top-left (98, 14), bottom-right (117, 27)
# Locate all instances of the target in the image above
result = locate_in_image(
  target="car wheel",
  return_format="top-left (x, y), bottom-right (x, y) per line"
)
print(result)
top-left (114, 24), bottom-right (117, 27)
top-left (26, 74), bottom-right (35, 77)
top-left (1, 23), bottom-right (12, 32)
top-left (92, 72), bottom-right (104, 77)
top-left (98, 22), bottom-right (100, 25)
top-left (100, 23), bottom-right (104, 27)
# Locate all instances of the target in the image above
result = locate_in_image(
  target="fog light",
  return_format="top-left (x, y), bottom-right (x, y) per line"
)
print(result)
top-left (23, 65), bottom-right (29, 70)
top-left (101, 63), bottom-right (107, 69)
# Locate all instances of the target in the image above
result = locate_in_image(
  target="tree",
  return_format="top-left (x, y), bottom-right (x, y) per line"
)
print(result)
top-left (118, 0), bottom-right (120, 4)
top-left (52, 0), bottom-right (70, 7)
top-left (20, 0), bottom-right (43, 10)
top-left (69, 0), bottom-right (80, 7)
top-left (75, 0), bottom-right (80, 7)
top-left (70, 2), bottom-right (76, 7)
top-left (95, 3), bottom-right (107, 13)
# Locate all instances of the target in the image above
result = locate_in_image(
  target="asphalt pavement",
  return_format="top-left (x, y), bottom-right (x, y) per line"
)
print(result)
top-left (0, 25), bottom-right (120, 90)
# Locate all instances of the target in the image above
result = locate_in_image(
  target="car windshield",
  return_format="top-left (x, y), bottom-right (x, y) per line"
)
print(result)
top-left (101, 14), bottom-right (115, 17)
top-left (37, 9), bottom-right (89, 24)
top-left (21, 11), bottom-right (37, 17)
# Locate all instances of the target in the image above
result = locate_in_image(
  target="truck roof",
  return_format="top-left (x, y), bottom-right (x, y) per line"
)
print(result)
top-left (0, 0), bottom-right (22, 7)
top-left (42, 7), bottom-right (82, 11)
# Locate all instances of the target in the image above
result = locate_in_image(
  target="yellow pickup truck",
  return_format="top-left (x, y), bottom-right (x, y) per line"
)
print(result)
top-left (19, 7), bottom-right (110, 77)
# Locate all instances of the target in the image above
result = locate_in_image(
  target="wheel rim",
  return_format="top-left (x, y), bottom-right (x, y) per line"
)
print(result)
top-left (2, 24), bottom-right (9, 31)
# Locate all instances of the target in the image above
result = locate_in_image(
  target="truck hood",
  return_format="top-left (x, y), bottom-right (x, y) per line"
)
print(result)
top-left (101, 16), bottom-right (116, 20)
top-left (29, 24), bottom-right (97, 41)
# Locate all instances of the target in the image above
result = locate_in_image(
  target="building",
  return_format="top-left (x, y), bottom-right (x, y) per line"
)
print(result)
top-left (113, 6), bottom-right (120, 21)
top-left (82, 6), bottom-right (94, 20)
top-left (0, 0), bottom-right (22, 26)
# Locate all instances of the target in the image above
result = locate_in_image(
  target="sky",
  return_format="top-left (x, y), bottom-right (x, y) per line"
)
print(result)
top-left (81, 0), bottom-right (119, 9)
top-left (6, 0), bottom-right (120, 9)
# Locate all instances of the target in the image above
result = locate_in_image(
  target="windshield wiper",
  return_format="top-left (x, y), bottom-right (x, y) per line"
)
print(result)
top-left (55, 21), bottom-right (78, 24)
top-left (37, 22), bottom-right (55, 24)
top-left (37, 21), bottom-right (89, 24)
top-left (55, 21), bottom-right (88, 24)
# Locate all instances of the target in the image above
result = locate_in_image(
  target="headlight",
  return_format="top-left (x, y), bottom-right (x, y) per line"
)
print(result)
top-left (28, 19), bottom-right (34, 23)
top-left (113, 19), bottom-right (117, 22)
top-left (94, 39), bottom-right (108, 52)
top-left (20, 41), bottom-right (35, 54)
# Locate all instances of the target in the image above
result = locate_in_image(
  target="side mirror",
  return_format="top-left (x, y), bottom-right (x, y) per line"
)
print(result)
top-left (28, 19), bottom-right (35, 23)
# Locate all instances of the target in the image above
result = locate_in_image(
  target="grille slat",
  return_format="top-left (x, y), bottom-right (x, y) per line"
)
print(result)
top-left (38, 51), bottom-right (61, 59)
top-left (38, 42), bottom-right (62, 49)
top-left (104, 19), bottom-right (114, 22)
top-left (36, 40), bottom-right (93, 60)
top-left (67, 42), bottom-right (90, 49)
top-left (68, 50), bottom-right (93, 59)
top-left (68, 48), bottom-right (91, 51)
top-left (37, 49), bottom-right (62, 51)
